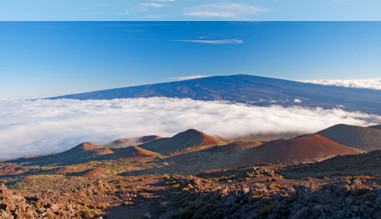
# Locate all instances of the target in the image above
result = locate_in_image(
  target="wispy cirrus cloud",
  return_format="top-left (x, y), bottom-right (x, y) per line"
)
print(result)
top-left (141, 2), bottom-right (165, 8)
top-left (175, 39), bottom-right (243, 45)
top-left (184, 3), bottom-right (268, 18)
top-left (141, 0), bottom-right (176, 8)
top-left (169, 75), bottom-right (209, 81)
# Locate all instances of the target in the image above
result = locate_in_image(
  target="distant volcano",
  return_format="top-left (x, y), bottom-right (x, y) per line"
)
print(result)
top-left (51, 74), bottom-right (381, 114)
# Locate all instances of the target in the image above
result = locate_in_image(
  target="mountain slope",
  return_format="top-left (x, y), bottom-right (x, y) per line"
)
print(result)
top-left (205, 141), bottom-right (261, 153)
top-left (139, 129), bottom-right (225, 154)
top-left (238, 134), bottom-right (361, 166)
top-left (51, 74), bottom-right (381, 114)
top-left (10, 129), bottom-right (221, 165)
top-left (369, 125), bottom-right (381, 131)
top-left (112, 146), bottom-right (159, 158)
top-left (11, 142), bottom-right (158, 166)
top-left (318, 124), bottom-right (381, 151)
top-left (154, 141), bottom-right (261, 175)
top-left (282, 150), bottom-right (381, 178)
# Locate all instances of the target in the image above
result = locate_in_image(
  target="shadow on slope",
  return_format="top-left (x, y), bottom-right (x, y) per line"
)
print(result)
top-left (281, 150), bottom-right (381, 178)
top-left (122, 141), bottom-right (260, 176)
top-left (318, 124), bottom-right (381, 151)
top-left (369, 125), bottom-right (381, 131)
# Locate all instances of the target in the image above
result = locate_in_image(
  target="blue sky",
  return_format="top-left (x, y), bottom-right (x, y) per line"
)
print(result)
top-left (1, 21), bottom-right (381, 98)
top-left (1, 0), bottom-right (381, 21)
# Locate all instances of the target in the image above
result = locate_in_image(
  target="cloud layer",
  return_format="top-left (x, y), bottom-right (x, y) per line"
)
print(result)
top-left (303, 79), bottom-right (381, 90)
top-left (0, 97), bottom-right (380, 160)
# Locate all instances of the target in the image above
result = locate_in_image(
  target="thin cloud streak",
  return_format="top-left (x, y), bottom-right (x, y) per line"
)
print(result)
top-left (175, 39), bottom-right (243, 45)
top-left (0, 98), bottom-right (380, 160)
top-left (141, 2), bottom-right (165, 8)
top-left (184, 3), bottom-right (268, 18)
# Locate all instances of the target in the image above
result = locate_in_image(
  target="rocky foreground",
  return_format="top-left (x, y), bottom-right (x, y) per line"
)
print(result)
top-left (1, 164), bottom-right (381, 218)
top-left (2, 125), bottom-right (381, 218)
top-left (0, 180), bottom-right (115, 218)
top-left (169, 168), bottom-right (381, 219)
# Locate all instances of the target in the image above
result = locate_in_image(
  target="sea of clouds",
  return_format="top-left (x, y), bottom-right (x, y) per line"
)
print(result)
top-left (1, 97), bottom-right (381, 160)
top-left (303, 79), bottom-right (381, 90)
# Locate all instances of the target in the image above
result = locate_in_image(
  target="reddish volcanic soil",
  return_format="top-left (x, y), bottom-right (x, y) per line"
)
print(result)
top-left (75, 142), bottom-right (114, 155)
top-left (78, 142), bottom-right (99, 150)
top-left (205, 141), bottom-right (261, 153)
top-left (238, 134), bottom-right (362, 166)
top-left (83, 168), bottom-right (110, 178)
top-left (115, 146), bottom-right (160, 158)
top-left (139, 129), bottom-right (225, 154)
top-left (0, 163), bottom-right (28, 176)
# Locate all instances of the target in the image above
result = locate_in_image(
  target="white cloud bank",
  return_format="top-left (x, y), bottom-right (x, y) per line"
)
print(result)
top-left (303, 79), bottom-right (381, 90)
top-left (0, 97), bottom-right (380, 160)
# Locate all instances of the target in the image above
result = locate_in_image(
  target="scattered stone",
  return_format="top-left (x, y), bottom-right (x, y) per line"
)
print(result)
top-left (143, 212), bottom-right (152, 219)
